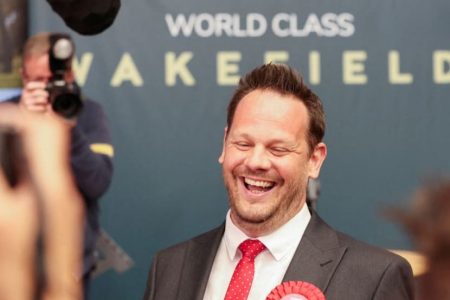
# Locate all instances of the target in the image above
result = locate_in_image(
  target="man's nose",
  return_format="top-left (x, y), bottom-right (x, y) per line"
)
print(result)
top-left (245, 145), bottom-right (271, 171)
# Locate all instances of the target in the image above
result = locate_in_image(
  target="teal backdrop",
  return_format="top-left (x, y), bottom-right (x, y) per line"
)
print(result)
top-left (26, 0), bottom-right (450, 299)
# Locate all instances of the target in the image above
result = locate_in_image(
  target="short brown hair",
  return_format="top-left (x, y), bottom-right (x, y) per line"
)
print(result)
top-left (227, 64), bottom-right (325, 152)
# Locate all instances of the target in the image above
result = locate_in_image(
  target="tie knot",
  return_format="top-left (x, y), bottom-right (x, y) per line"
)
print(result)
top-left (238, 239), bottom-right (266, 260)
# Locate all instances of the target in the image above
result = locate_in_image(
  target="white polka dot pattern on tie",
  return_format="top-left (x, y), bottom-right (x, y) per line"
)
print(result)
top-left (224, 239), bottom-right (266, 300)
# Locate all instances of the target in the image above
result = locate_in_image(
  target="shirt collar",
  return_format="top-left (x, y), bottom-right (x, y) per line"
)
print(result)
top-left (224, 204), bottom-right (311, 261)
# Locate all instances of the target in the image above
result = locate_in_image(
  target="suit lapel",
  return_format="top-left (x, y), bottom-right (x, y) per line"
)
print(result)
top-left (176, 225), bottom-right (225, 300)
top-left (174, 213), bottom-right (346, 298)
top-left (283, 212), bottom-right (347, 293)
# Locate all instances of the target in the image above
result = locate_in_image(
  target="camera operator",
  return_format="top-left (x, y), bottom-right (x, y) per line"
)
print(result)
top-left (1, 32), bottom-right (114, 297)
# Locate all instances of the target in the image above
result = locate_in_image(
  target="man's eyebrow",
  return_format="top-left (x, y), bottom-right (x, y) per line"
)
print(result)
top-left (229, 132), bottom-right (252, 140)
top-left (229, 132), bottom-right (297, 146)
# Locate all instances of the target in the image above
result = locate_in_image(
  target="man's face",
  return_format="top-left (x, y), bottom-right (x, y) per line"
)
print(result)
top-left (219, 89), bottom-right (327, 236)
top-left (21, 54), bottom-right (73, 84)
top-left (22, 54), bottom-right (52, 84)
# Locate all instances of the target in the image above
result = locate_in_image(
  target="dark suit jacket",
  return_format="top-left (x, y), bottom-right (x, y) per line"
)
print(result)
top-left (143, 213), bottom-right (414, 300)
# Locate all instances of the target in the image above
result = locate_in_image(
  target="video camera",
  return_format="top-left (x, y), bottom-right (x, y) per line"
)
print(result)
top-left (46, 33), bottom-right (83, 119)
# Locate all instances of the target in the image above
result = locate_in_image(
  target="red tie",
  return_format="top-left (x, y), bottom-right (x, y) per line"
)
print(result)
top-left (224, 239), bottom-right (266, 300)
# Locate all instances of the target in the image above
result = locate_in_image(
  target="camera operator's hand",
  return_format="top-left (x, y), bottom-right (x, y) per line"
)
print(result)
top-left (20, 81), bottom-right (77, 128)
top-left (20, 81), bottom-right (51, 113)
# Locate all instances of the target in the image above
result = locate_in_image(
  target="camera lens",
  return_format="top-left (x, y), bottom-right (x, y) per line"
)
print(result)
top-left (52, 92), bottom-right (82, 119)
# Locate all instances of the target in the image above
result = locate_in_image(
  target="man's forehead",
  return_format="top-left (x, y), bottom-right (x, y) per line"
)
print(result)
top-left (229, 89), bottom-right (309, 139)
top-left (234, 90), bottom-right (308, 123)
top-left (23, 54), bottom-right (50, 70)
top-left (24, 53), bottom-right (49, 64)
top-left (22, 54), bottom-right (52, 80)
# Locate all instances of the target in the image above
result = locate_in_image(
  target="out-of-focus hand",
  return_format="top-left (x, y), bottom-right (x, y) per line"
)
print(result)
top-left (0, 104), bottom-right (84, 300)
top-left (0, 163), bottom-right (38, 300)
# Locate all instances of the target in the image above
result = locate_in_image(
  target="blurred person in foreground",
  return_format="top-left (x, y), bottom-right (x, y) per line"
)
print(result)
top-left (0, 104), bottom-right (84, 300)
top-left (143, 64), bottom-right (414, 300)
top-left (392, 180), bottom-right (450, 299)
top-left (2, 31), bottom-right (114, 296)
top-left (45, 0), bottom-right (121, 35)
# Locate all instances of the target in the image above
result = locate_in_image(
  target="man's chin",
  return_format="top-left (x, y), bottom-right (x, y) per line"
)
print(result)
top-left (231, 206), bottom-right (273, 225)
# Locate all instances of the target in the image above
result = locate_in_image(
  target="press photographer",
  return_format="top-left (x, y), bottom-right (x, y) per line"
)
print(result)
top-left (1, 32), bottom-right (114, 299)
top-left (15, 33), bottom-right (83, 119)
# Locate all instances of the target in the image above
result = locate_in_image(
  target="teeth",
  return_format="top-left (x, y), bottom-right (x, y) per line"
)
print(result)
top-left (244, 178), bottom-right (274, 188)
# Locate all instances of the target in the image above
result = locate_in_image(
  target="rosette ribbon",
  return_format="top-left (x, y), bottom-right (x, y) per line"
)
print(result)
top-left (266, 281), bottom-right (325, 300)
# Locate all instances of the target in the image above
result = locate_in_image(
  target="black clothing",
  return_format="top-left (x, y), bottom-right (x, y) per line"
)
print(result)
top-left (46, 0), bottom-right (121, 35)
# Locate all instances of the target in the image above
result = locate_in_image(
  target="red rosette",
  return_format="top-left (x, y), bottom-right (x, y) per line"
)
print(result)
top-left (266, 281), bottom-right (325, 300)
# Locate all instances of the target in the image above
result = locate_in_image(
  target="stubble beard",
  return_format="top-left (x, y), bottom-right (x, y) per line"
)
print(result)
top-left (224, 170), bottom-right (306, 236)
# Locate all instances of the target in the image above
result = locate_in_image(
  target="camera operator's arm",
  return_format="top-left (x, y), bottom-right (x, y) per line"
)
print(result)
top-left (20, 81), bottom-right (51, 113)
top-left (70, 99), bottom-right (113, 201)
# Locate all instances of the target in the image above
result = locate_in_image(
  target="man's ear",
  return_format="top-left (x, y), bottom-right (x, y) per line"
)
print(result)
top-left (218, 127), bottom-right (228, 164)
top-left (20, 67), bottom-right (26, 85)
top-left (308, 142), bottom-right (327, 179)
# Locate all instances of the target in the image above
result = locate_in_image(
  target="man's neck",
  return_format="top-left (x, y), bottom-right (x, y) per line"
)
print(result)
top-left (230, 202), bottom-right (306, 238)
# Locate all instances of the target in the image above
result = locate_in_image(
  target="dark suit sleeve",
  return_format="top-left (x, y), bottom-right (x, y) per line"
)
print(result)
top-left (143, 258), bottom-right (157, 300)
top-left (372, 257), bottom-right (414, 300)
top-left (142, 248), bottom-right (186, 300)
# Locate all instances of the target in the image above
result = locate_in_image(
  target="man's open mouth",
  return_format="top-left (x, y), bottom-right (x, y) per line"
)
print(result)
top-left (243, 177), bottom-right (276, 193)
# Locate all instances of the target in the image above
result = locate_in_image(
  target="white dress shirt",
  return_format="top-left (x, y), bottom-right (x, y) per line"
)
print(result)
top-left (203, 204), bottom-right (311, 300)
